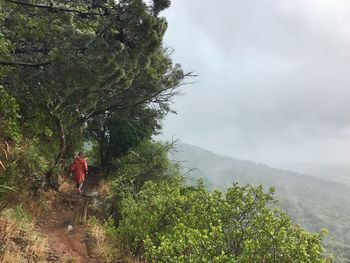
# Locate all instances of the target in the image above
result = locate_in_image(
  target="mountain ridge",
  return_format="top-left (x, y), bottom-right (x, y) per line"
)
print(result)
top-left (171, 142), bottom-right (348, 190)
top-left (170, 141), bottom-right (350, 262)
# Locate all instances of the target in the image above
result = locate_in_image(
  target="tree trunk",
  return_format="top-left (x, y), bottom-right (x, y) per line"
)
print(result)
top-left (55, 118), bottom-right (66, 166)
top-left (45, 117), bottom-right (66, 190)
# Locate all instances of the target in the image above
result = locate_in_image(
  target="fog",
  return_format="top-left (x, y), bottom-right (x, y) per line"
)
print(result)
top-left (160, 0), bottom-right (350, 169)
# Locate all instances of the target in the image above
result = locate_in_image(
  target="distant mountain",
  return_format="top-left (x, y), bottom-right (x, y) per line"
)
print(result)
top-left (170, 142), bottom-right (350, 262)
top-left (275, 162), bottom-right (350, 186)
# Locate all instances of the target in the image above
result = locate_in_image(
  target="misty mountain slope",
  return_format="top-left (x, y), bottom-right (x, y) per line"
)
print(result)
top-left (170, 142), bottom-right (350, 262)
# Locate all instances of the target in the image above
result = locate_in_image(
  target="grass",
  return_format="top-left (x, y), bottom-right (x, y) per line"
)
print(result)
top-left (0, 205), bottom-right (47, 262)
top-left (86, 216), bottom-right (147, 263)
top-left (87, 216), bottom-right (122, 262)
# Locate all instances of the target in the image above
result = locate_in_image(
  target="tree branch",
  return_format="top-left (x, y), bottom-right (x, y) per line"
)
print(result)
top-left (0, 60), bottom-right (50, 67)
top-left (14, 46), bottom-right (51, 54)
top-left (5, 0), bottom-right (100, 16)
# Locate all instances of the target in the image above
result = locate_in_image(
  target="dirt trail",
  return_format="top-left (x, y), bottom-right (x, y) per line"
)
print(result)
top-left (36, 172), bottom-right (102, 263)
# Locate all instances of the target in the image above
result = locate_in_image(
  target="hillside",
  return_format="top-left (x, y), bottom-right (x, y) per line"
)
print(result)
top-left (170, 142), bottom-right (350, 262)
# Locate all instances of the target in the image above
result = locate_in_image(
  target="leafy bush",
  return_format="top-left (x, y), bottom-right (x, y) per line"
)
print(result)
top-left (0, 88), bottom-right (20, 194)
top-left (111, 140), bottom-right (179, 199)
top-left (0, 87), bottom-right (20, 142)
top-left (108, 140), bottom-right (179, 223)
top-left (117, 180), bottom-right (331, 263)
top-left (0, 88), bottom-right (48, 195)
top-left (0, 140), bottom-right (49, 194)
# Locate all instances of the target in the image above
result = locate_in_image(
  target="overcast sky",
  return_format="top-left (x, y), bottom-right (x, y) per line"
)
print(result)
top-left (159, 0), bottom-right (350, 167)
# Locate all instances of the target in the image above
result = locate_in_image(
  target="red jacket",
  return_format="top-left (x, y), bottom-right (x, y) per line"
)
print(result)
top-left (70, 157), bottom-right (88, 184)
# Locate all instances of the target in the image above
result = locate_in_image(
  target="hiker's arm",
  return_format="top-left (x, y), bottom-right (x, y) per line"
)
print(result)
top-left (84, 160), bottom-right (88, 174)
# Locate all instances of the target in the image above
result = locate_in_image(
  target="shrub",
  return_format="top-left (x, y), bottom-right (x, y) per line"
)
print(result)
top-left (117, 180), bottom-right (331, 263)
top-left (0, 88), bottom-right (49, 195)
top-left (0, 140), bottom-right (49, 195)
top-left (0, 87), bottom-right (20, 142)
top-left (108, 140), bottom-right (180, 221)
top-left (111, 140), bottom-right (178, 196)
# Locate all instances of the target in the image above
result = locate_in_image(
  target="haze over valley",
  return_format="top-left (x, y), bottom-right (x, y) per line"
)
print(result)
top-left (170, 142), bottom-right (350, 262)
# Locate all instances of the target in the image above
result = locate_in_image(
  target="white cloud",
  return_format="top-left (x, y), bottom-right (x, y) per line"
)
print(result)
top-left (161, 0), bottom-right (350, 165)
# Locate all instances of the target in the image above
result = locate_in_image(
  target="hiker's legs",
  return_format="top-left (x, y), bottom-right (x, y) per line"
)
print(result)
top-left (76, 182), bottom-right (83, 194)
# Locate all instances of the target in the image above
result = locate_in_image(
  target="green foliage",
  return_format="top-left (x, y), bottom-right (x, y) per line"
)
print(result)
top-left (0, 87), bottom-right (20, 142)
top-left (106, 140), bottom-right (179, 225)
top-left (0, 89), bottom-right (48, 193)
top-left (145, 223), bottom-right (233, 263)
top-left (87, 47), bottom-right (185, 168)
top-left (12, 141), bottom-right (48, 183)
top-left (152, 0), bottom-right (171, 15)
top-left (117, 180), bottom-right (331, 262)
top-left (0, 16), bottom-right (11, 80)
top-left (0, 140), bottom-right (48, 194)
top-left (87, 107), bottom-right (162, 167)
top-left (110, 140), bottom-right (178, 198)
top-left (0, 0), bottom-right (186, 168)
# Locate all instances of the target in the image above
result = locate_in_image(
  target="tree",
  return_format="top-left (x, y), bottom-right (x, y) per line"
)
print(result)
top-left (0, 0), bottom-right (189, 186)
top-left (87, 48), bottom-right (185, 168)
top-left (87, 107), bottom-right (162, 167)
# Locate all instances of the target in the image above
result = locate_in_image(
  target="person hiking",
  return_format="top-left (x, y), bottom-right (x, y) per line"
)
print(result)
top-left (70, 152), bottom-right (88, 195)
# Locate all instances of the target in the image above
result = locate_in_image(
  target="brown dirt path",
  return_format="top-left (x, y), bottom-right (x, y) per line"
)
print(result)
top-left (36, 172), bottom-right (103, 263)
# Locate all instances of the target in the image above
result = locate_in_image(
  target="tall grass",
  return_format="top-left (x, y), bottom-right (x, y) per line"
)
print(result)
top-left (0, 206), bottom-right (47, 262)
